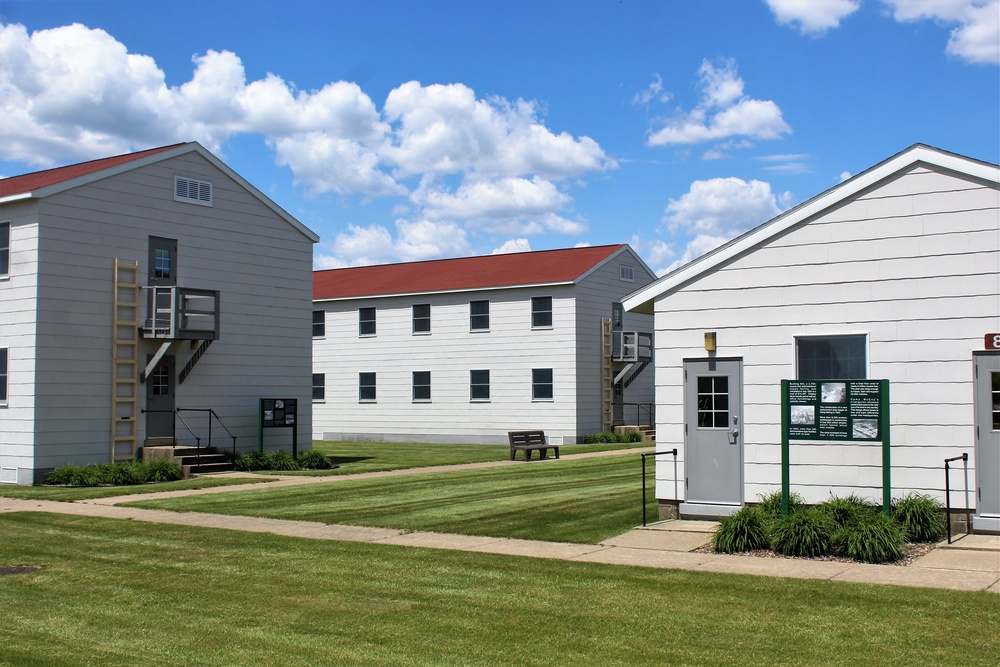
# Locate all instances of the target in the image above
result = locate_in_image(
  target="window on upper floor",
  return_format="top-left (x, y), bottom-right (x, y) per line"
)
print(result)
top-left (532, 368), bottom-right (553, 401)
top-left (148, 236), bottom-right (177, 286)
top-left (0, 222), bottom-right (9, 278)
top-left (796, 335), bottom-right (868, 380)
top-left (470, 369), bottom-right (490, 402)
top-left (0, 348), bottom-right (7, 404)
top-left (359, 307), bottom-right (376, 336)
top-left (620, 265), bottom-right (635, 282)
top-left (412, 371), bottom-right (431, 402)
top-left (413, 304), bottom-right (431, 334)
top-left (531, 296), bottom-right (553, 329)
top-left (359, 372), bottom-right (376, 402)
top-left (313, 311), bottom-right (325, 338)
top-left (312, 373), bottom-right (325, 401)
top-left (470, 300), bottom-right (489, 331)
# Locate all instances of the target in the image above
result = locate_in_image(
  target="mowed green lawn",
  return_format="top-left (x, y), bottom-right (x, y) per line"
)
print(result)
top-left (2, 513), bottom-right (996, 667)
top-left (126, 454), bottom-right (653, 544)
top-left (291, 439), bottom-right (644, 476)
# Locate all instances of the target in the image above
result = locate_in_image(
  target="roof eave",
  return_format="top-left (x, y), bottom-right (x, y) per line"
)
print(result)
top-left (622, 144), bottom-right (1000, 313)
top-left (314, 280), bottom-right (577, 303)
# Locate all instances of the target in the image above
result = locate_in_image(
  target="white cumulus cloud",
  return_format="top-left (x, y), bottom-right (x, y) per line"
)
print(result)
top-left (765, 0), bottom-right (861, 34)
top-left (492, 238), bottom-right (533, 254)
top-left (884, 0), bottom-right (1000, 64)
top-left (662, 176), bottom-right (790, 270)
top-left (647, 59), bottom-right (792, 146)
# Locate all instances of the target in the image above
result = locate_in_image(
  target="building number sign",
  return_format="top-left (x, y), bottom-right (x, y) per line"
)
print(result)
top-left (986, 334), bottom-right (1000, 350)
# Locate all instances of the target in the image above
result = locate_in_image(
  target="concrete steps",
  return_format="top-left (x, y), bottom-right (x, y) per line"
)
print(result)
top-left (143, 444), bottom-right (233, 478)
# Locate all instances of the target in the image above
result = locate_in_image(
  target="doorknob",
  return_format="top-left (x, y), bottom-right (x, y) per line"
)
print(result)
top-left (730, 416), bottom-right (740, 444)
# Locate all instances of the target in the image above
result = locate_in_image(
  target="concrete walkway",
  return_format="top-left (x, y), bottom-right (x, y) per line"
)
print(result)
top-left (2, 449), bottom-right (997, 593)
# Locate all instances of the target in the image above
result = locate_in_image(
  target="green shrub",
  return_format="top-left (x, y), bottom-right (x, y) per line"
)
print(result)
top-left (892, 493), bottom-right (945, 543)
top-left (297, 450), bottom-right (335, 470)
top-left (817, 494), bottom-right (879, 529)
top-left (712, 506), bottom-right (770, 553)
top-left (621, 429), bottom-right (644, 443)
top-left (143, 459), bottom-right (182, 483)
top-left (840, 514), bottom-right (906, 563)
top-left (100, 462), bottom-right (144, 486)
top-left (269, 451), bottom-right (301, 471)
top-left (756, 490), bottom-right (804, 521)
top-left (45, 464), bottom-right (77, 485)
top-left (770, 508), bottom-right (834, 558)
top-left (583, 431), bottom-right (619, 444)
top-left (68, 464), bottom-right (104, 487)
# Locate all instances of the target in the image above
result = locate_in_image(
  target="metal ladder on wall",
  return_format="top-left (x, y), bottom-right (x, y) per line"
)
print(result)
top-left (111, 259), bottom-right (139, 462)
top-left (600, 318), bottom-right (613, 432)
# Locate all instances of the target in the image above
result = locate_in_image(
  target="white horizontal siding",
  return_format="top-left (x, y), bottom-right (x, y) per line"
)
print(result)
top-left (651, 164), bottom-right (999, 509)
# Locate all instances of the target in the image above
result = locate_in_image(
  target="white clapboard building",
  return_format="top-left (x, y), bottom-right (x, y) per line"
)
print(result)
top-left (313, 245), bottom-right (657, 444)
top-left (623, 144), bottom-right (1000, 532)
top-left (0, 143), bottom-right (319, 484)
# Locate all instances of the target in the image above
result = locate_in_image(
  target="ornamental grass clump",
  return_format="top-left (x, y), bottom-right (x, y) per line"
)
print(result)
top-left (143, 459), bottom-right (182, 483)
top-left (756, 490), bottom-right (804, 521)
top-left (269, 451), bottom-right (301, 471)
top-left (892, 493), bottom-right (945, 543)
top-left (297, 450), bottom-right (335, 470)
top-left (840, 513), bottom-right (906, 564)
top-left (817, 494), bottom-right (880, 529)
top-left (711, 506), bottom-right (770, 553)
top-left (770, 508), bottom-right (834, 558)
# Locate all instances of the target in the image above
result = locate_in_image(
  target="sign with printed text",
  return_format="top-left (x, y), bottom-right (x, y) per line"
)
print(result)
top-left (786, 380), bottom-right (884, 441)
top-left (986, 334), bottom-right (1000, 350)
top-left (260, 398), bottom-right (297, 428)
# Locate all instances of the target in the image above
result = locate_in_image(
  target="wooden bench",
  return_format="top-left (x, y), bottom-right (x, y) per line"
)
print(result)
top-left (508, 430), bottom-right (560, 461)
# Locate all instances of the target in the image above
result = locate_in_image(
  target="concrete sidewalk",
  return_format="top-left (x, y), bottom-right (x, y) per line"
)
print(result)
top-left (2, 450), bottom-right (997, 593)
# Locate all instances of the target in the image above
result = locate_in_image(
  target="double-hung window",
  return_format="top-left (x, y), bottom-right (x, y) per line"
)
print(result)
top-left (532, 368), bottom-right (553, 401)
top-left (470, 370), bottom-right (490, 401)
top-left (312, 310), bottom-right (325, 338)
top-left (312, 373), bottom-right (325, 401)
top-left (531, 296), bottom-right (552, 328)
top-left (0, 348), bottom-right (7, 404)
top-left (796, 335), bottom-right (867, 380)
top-left (359, 372), bottom-right (376, 402)
top-left (470, 300), bottom-right (489, 331)
top-left (412, 371), bottom-right (431, 402)
top-left (413, 304), bottom-right (431, 334)
top-left (359, 307), bottom-right (376, 336)
top-left (0, 222), bottom-right (10, 277)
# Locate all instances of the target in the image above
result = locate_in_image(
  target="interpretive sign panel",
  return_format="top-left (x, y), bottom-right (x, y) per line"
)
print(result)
top-left (261, 398), bottom-right (296, 428)
top-left (785, 380), bottom-right (883, 441)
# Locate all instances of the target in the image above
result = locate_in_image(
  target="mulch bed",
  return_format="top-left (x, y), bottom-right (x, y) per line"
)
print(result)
top-left (0, 566), bottom-right (41, 576)
top-left (692, 542), bottom-right (936, 566)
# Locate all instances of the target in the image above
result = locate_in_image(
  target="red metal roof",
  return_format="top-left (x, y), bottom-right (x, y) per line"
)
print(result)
top-left (0, 143), bottom-right (188, 198)
top-left (314, 244), bottom-right (628, 299)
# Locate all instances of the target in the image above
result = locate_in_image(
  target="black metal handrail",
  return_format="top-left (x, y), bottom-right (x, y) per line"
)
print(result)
top-left (177, 408), bottom-right (238, 455)
top-left (618, 402), bottom-right (655, 428)
top-left (641, 449), bottom-right (678, 526)
top-left (140, 408), bottom-right (202, 469)
top-left (944, 452), bottom-right (970, 544)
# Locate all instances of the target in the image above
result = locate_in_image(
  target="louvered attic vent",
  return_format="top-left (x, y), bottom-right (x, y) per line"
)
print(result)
top-left (174, 176), bottom-right (213, 206)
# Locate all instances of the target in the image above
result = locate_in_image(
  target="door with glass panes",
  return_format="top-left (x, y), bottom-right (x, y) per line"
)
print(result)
top-left (973, 352), bottom-right (1000, 522)
top-left (684, 358), bottom-right (743, 505)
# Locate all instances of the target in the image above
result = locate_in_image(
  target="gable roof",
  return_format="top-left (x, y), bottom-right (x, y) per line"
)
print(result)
top-left (622, 143), bottom-right (1000, 315)
top-left (0, 142), bottom-right (319, 243)
top-left (314, 244), bottom-right (639, 300)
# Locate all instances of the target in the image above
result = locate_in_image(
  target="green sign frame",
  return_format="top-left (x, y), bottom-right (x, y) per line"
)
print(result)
top-left (781, 379), bottom-right (891, 515)
top-left (258, 398), bottom-right (299, 456)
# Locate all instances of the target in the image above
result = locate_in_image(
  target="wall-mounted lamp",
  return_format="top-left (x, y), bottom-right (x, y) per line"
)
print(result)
top-left (704, 332), bottom-right (717, 352)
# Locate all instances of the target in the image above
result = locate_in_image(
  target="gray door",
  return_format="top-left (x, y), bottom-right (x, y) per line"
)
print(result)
top-left (974, 353), bottom-right (1000, 519)
top-left (684, 358), bottom-right (743, 505)
top-left (145, 355), bottom-right (175, 440)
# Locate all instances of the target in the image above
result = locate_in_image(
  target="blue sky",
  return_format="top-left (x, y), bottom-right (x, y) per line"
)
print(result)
top-left (1, 0), bottom-right (997, 273)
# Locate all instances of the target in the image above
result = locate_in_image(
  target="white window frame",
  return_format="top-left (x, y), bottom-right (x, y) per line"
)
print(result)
top-left (532, 368), bottom-right (554, 401)
top-left (0, 222), bottom-right (10, 279)
top-left (412, 371), bottom-right (431, 402)
top-left (359, 372), bottom-right (377, 402)
top-left (0, 348), bottom-right (7, 405)
top-left (312, 310), bottom-right (326, 338)
top-left (620, 265), bottom-right (635, 282)
top-left (470, 300), bottom-right (490, 332)
top-left (531, 296), bottom-right (553, 329)
top-left (359, 307), bottom-right (376, 337)
top-left (312, 373), bottom-right (325, 402)
top-left (470, 369), bottom-right (490, 402)
top-left (412, 304), bottom-right (431, 335)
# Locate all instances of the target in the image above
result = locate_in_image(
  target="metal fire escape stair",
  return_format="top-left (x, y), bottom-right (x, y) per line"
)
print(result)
top-left (111, 259), bottom-right (139, 462)
top-left (600, 318), bottom-right (613, 432)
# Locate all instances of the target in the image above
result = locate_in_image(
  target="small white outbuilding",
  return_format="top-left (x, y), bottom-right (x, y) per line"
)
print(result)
top-left (623, 144), bottom-right (1000, 533)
